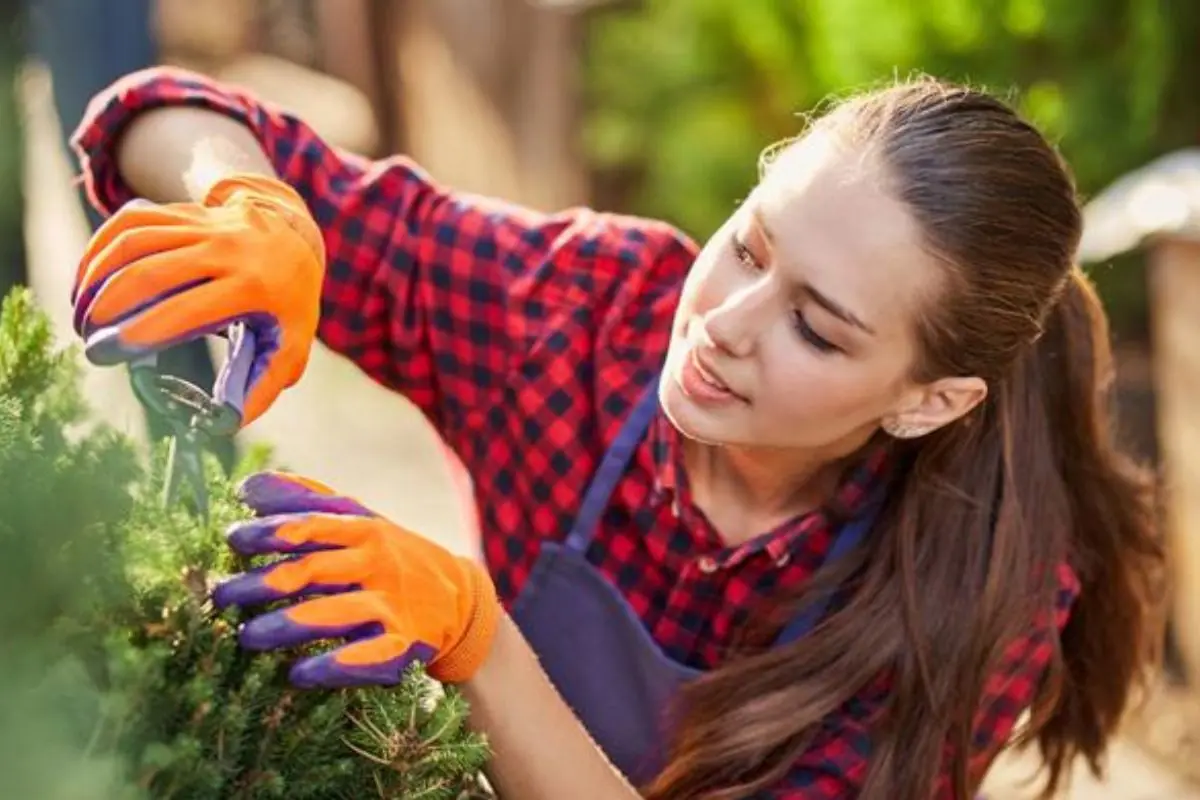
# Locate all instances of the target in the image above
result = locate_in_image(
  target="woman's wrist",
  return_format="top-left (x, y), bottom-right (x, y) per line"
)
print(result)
top-left (459, 609), bottom-right (510, 702)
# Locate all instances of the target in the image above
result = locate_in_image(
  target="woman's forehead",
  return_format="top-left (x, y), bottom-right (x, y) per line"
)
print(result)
top-left (750, 137), bottom-right (943, 331)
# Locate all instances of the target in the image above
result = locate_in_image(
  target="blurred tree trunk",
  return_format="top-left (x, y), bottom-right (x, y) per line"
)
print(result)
top-left (1143, 0), bottom-right (1200, 690)
top-left (1158, 0), bottom-right (1200, 153)
top-left (1146, 242), bottom-right (1200, 695)
top-left (312, 0), bottom-right (405, 157)
top-left (394, 0), bottom-right (588, 209)
top-left (0, 3), bottom-right (28, 298)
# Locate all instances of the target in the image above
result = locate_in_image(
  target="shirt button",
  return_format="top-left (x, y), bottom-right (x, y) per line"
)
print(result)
top-left (775, 552), bottom-right (791, 568)
top-left (697, 555), bottom-right (719, 574)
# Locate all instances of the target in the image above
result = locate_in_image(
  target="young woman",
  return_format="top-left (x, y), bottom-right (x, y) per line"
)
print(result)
top-left (70, 66), bottom-right (1164, 799)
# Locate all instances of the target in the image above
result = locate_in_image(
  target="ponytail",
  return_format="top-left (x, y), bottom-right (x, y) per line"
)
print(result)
top-left (643, 268), bottom-right (1165, 800)
top-left (1018, 268), bottom-right (1166, 795)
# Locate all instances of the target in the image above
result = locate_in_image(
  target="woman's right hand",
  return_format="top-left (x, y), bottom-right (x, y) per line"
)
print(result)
top-left (71, 173), bottom-right (326, 426)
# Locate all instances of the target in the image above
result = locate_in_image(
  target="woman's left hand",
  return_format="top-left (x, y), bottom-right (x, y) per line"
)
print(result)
top-left (212, 471), bottom-right (500, 688)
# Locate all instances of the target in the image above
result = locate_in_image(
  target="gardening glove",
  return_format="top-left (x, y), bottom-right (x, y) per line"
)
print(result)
top-left (211, 471), bottom-right (500, 688)
top-left (70, 174), bottom-right (325, 426)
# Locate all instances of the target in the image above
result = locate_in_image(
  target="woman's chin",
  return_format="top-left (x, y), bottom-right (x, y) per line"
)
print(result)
top-left (659, 384), bottom-right (731, 447)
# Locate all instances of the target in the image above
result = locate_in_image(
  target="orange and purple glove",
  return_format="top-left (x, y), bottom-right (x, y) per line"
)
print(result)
top-left (70, 174), bottom-right (325, 426)
top-left (211, 472), bottom-right (500, 687)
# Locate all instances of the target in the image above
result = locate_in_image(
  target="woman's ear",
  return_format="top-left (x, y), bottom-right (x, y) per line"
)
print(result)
top-left (881, 376), bottom-right (987, 439)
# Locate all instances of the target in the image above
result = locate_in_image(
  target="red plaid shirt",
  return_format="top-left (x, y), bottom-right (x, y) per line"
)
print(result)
top-left (73, 67), bottom-right (1080, 798)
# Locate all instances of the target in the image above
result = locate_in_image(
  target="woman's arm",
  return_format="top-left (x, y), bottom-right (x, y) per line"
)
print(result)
top-left (467, 603), bottom-right (1072, 800)
top-left (463, 613), bottom-right (643, 799)
top-left (115, 104), bottom-right (276, 203)
top-left (71, 67), bottom-right (697, 460)
top-left (73, 67), bottom-right (536, 433)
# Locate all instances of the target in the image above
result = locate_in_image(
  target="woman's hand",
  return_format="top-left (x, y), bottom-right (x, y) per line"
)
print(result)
top-left (71, 174), bottom-right (325, 425)
top-left (211, 471), bottom-right (500, 686)
top-left (217, 473), bottom-right (640, 798)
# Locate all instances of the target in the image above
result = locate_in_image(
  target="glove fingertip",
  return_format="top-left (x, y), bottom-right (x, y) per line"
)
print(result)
top-left (235, 471), bottom-right (378, 522)
top-left (235, 470), bottom-right (279, 499)
top-left (238, 471), bottom-right (317, 509)
top-left (284, 473), bottom-right (340, 497)
top-left (235, 470), bottom-right (313, 506)
top-left (83, 326), bottom-right (150, 366)
top-left (238, 610), bottom-right (297, 651)
top-left (289, 653), bottom-right (357, 689)
top-left (240, 368), bottom-right (290, 429)
top-left (289, 646), bottom-right (425, 689)
top-left (211, 575), bottom-right (252, 610)
top-left (239, 395), bottom-right (268, 428)
top-left (223, 518), bottom-right (282, 554)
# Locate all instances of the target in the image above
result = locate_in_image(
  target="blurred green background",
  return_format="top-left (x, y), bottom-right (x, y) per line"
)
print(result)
top-left (7, 0), bottom-right (1200, 338)
top-left (582, 0), bottom-right (1200, 340)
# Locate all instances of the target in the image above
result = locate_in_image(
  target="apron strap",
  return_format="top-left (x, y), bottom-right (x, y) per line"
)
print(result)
top-left (563, 369), bottom-right (885, 645)
top-left (774, 492), bottom-right (885, 646)
top-left (563, 376), bottom-right (662, 553)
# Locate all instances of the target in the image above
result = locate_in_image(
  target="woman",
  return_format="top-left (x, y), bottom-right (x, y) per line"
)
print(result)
top-left (70, 66), bottom-right (1163, 799)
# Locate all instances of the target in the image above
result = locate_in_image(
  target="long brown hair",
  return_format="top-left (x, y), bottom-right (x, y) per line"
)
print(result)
top-left (646, 77), bottom-right (1166, 799)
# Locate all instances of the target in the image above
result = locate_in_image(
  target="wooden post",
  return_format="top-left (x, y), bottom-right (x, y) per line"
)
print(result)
top-left (385, 0), bottom-right (588, 209)
top-left (1147, 237), bottom-right (1200, 684)
top-left (312, 0), bottom-right (401, 155)
top-left (511, 5), bottom-right (588, 210)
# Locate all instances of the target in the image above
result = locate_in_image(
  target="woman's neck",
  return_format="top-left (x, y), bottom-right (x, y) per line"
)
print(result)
top-left (681, 438), bottom-right (850, 546)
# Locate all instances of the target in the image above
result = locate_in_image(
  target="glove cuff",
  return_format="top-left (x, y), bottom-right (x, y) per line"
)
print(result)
top-left (204, 173), bottom-right (326, 266)
top-left (430, 559), bottom-right (501, 684)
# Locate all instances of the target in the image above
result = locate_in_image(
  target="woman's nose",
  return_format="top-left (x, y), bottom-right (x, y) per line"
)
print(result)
top-left (700, 281), bottom-right (773, 358)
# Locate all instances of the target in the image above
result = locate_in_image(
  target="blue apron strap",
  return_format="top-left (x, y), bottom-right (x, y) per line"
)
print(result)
top-left (563, 375), bottom-right (662, 553)
top-left (775, 493), bottom-right (885, 646)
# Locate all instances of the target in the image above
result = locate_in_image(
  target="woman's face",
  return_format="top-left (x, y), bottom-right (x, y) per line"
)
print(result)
top-left (661, 132), bottom-right (965, 457)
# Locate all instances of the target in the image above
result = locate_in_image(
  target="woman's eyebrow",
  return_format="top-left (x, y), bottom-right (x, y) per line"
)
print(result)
top-left (750, 207), bottom-right (876, 336)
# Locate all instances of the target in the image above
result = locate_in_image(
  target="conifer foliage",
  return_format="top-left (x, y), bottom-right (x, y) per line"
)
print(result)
top-left (0, 288), bottom-right (492, 799)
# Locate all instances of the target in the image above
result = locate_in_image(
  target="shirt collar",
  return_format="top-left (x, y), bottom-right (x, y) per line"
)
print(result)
top-left (649, 409), bottom-right (894, 562)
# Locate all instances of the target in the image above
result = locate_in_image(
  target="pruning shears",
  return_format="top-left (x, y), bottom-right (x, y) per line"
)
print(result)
top-left (128, 324), bottom-right (258, 520)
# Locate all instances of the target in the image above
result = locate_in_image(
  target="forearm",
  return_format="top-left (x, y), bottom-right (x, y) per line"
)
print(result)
top-left (462, 613), bottom-right (643, 800)
top-left (70, 66), bottom-right (578, 443)
top-left (70, 66), bottom-right (329, 217)
top-left (115, 106), bottom-right (276, 203)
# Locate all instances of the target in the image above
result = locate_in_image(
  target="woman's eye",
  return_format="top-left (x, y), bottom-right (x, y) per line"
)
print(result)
top-left (732, 233), bottom-right (840, 354)
top-left (793, 312), bottom-right (839, 353)
top-left (732, 236), bottom-right (761, 270)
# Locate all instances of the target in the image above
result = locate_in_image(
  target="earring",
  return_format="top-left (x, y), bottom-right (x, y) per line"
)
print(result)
top-left (883, 419), bottom-right (924, 439)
